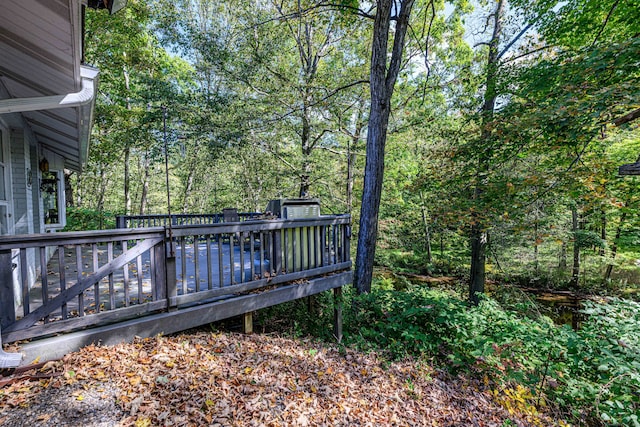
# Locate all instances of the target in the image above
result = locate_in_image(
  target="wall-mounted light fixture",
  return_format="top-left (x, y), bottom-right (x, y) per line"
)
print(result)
top-left (39, 158), bottom-right (49, 173)
top-left (87, 0), bottom-right (128, 15)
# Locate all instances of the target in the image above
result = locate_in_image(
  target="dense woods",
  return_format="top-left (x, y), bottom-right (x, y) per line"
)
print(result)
top-left (63, 0), bottom-right (640, 423)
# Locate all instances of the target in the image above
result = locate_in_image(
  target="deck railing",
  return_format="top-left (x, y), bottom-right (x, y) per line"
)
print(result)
top-left (115, 212), bottom-right (261, 229)
top-left (0, 215), bottom-right (351, 344)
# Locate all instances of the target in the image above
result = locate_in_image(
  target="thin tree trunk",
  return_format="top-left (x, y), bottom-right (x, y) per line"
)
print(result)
top-left (570, 206), bottom-right (580, 287)
top-left (419, 191), bottom-right (432, 263)
top-left (124, 147), bottom-right (131, 215)
top-left (559, 241), bottom-right (567, 270)
top-left (97, 165), bottom-right (106, 229)
top-left (123, 64), bottom-right (132, 215)
top-left (354, 0), bottom-right (415, 294)
top-left (604, 205), bottom-right (628, 281)
top-left (600, 206), bottom-right (606, 256)
top-left (139, 151), bottom-right (150, 215)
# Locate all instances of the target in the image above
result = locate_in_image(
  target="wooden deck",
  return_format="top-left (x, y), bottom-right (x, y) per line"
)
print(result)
top-left (0, 214), bottom-right (351, 366)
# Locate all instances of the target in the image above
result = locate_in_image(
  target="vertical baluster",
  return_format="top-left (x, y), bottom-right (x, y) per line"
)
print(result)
top-left (58, 245), bottom-right (67, 319)
top-left (76, 245), bottom-right (84, 316)
top-left (39, 246), bottom-right (48, 324)
top-left (149, 245), bottom-right (157, 301)
top-left (136, 241), bottom-right (144, 302)
top-left (194, 234), bottom-right (200, 292)
top-left (315, 226), bottom-right (321, 268)
top-left (92, 243), bottom-right (100, 313)
top-left (283, 229), bottom-right (289, 274)
top-left (107, 242), bottom-right (114, 310)
top-left (180, 236), bottom-right (187, 294)
top-left (217, 234), bottom-right (224, 287)
top-left (259, 231), bottom-right (265, 279)
top-left (123, 240), bottom-right (130, 307)
top-left (229, 234), bottom-right (235, 284)
top-left (239, 233), bottom-right (245, 283)
top-left (206, 235), bottom-right (213, 290)
top-left (20, 249), bottom-right (29, 317)
top-left (249, 232), bottom-right (255, 280)
top-left (331, 224), bottom-right (338, 264)
top-left (306, 226), bottom-right (312, 270)
top-left (321, 226), bottom-right (327, 267)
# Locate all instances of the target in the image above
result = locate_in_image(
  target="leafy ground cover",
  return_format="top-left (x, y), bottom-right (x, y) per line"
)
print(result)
top-left (0, 331), bottom-right (550, 426)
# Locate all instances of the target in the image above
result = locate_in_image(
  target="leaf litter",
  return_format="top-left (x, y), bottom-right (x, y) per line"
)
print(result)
top-left (0, 331), bottom-right (552, 426)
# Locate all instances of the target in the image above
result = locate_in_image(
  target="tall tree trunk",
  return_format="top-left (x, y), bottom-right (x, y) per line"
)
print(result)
top-left (559, 241), bottom-right (567, 270)
top-left (604, 204), bottom-right (628, 281)
top-left (600, 206), bottom-right (607, 256)
top-left (534, 219), bottom-right (539, 274)
top-left (570, 206), bottom-right (580, 287)
top-left (419, 191), bottom-right (432, 263)
top-left (299, 100), bottom-right (312, 197)
top-left (123, 64), bottom-right (132, 215)
top-left (469, 0), bottom-right (504, 304)
top-left (97, 165), bottom-right (106, 230)
top-left (124, 147), bottom-right (131, 215)
top-left (139, 150), bottom-right (150, 215)
top-left (354, 0), bottom-right (415, 294)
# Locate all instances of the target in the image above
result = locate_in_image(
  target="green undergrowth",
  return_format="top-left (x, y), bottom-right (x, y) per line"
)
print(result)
top-left (258, 279), bottom-right (640, 426)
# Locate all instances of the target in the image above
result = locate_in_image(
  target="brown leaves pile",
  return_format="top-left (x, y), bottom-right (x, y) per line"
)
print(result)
top-left (1, 332), bottom-right (551, 426)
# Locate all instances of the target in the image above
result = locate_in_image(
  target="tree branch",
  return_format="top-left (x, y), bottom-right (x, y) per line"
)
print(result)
top-left (591, 0), bottom-right (620, 47)
top-left (613, 107), bottom-right (640, 127)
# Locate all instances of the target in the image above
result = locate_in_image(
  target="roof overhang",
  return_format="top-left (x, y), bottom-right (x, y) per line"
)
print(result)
top-left (0, 0), bottom-right (97, 172)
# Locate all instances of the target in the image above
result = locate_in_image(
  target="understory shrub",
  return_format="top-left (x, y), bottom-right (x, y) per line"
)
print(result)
top-left (342, 282), bottom-right (640, 426)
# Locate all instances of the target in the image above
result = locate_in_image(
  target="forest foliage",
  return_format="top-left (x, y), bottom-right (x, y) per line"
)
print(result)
top-left (69, 1), bottom-right (640, 424)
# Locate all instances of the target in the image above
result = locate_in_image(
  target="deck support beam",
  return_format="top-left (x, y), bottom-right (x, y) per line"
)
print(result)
top-left (243, 312), bottom-right (253, 334)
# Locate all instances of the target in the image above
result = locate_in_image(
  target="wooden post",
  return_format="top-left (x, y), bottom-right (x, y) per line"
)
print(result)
top-left (333, 287), bottom-right (343, 343)
top-left (165, 240), bottom-right (177, 310)
top-left (242, 311), bottom-right (253, 334)
top-left (0, 249), bottom-right (15, 329)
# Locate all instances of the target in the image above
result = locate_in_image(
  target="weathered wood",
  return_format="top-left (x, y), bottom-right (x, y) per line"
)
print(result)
top-left (0, 249), bottom-right (15, 328)
top-left (20, 249), bottom-right (28, 317)
top-left (39, 246), bottom-right (49, 323)
top-left (58, 245), bottom-right (67, 319)
top-left (108, 243), bottom-right (115, 310)
top-left (619, 162), bottom-right (640, 176)
top-left (0, 228), bottom-right (165, 251)
top-left (193, 234), bottom-right (200, 292)
top-left (243, 312), bottom-right (253, 334)
top-left (3, 300), bottom-right (168, 343)
top-left (169, 261), bottom-right (352, 307)
top-left (76, 245), bottom-right (84, 316)
top-left (14, 271), bottom-right (352, 365)
top-left (206, 235), bottom-right (213, 290)
top-left (4, 237), bottom-right (162, 333)
top-left (122, 240), bottom-right (130, 307)
top-left (92, 243), bottom-right (100, 313)
top-left (153, 240), bottom-right (167, 300)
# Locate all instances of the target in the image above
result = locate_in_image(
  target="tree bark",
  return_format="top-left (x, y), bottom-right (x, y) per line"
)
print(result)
top-left (604, 204), bottom-right (628, 281)
top-left (570, 206), bottom-right (580, 287)
top-left (139, 150), bottom-right (150, 215)
top-left (354, 0), bottom-right (415, 294)
top-left (469, 0), bottom-right (504, 304)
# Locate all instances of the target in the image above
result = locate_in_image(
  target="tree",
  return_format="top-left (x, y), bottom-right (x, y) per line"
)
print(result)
top-left (354, 0), bottom-right (416, 294)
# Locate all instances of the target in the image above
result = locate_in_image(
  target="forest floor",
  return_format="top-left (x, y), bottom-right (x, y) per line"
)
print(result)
top-left (0, 331), bottom-right (555, 426)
